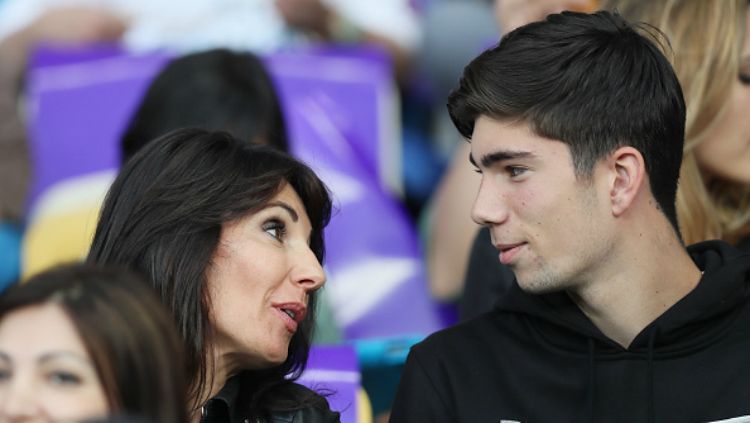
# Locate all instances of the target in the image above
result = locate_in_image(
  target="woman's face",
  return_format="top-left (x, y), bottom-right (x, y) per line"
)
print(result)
top-left (0, 304), bottom-right (109, 422)
top-left (206, 183), bottom-right (326, 369)
top-left (695, 7), bottom-right (750, 184)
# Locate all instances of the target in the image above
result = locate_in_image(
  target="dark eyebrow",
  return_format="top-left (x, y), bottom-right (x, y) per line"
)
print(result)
top-left (477, 150), bottom-right (536, 168)
top-left (265, 201), bottom-right (299, 222)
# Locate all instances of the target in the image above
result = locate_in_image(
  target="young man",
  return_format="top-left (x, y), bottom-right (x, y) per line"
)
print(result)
top-left (390, 10), bottom-right (750, 423)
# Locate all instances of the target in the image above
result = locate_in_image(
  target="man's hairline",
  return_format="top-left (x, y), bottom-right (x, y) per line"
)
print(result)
top-left (463, 113), bottom-right (602, 184)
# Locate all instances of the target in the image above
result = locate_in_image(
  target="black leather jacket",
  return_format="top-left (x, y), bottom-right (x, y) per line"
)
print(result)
top-left (200, 374), bottom-right (340, 423)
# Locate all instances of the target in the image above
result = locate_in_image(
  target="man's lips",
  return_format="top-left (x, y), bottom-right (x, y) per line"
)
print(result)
top-left (495, 242), bottom-right (526, 265)
top-left (272, 302), bottom-right (307, 333)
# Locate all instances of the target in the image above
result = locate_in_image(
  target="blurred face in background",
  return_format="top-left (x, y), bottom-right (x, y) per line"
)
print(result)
top-left (695, 6), bottom-right (750, 184)
top-left (0, 304), bottom-right (108, 423)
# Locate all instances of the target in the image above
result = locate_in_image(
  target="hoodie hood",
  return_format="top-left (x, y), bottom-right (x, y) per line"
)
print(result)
top-left (494, 240), bottom-right (750, 354)
top-left (493, 240), bottom-right (750, 423)
top-left (391, 239), bottom-right (750, 423)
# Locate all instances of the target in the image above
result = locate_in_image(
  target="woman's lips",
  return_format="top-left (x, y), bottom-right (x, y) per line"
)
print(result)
top-left (274, 307), bottom-right (299, 333)
top-left (272, 302), bottom-right (306, 333)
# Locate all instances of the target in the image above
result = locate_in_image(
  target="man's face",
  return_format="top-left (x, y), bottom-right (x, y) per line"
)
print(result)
top-left (470, 116), bottom-right (614, 293)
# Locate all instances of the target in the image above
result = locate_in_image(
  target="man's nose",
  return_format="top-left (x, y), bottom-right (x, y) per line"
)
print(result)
top-left (471, 177), bottom-right (510, 226)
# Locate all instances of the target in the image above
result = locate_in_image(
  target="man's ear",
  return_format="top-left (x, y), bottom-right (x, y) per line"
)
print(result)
top-left (608, 146), bottom-right (646, 217)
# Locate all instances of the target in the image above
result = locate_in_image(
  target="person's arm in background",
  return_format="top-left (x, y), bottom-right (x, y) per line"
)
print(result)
top-left (274, 0), bottom-right (418, 81)
top-left (426, 142), bottom-right (479, 301)
top-left (0, 7), bottom-right (126, 220)
top-left (425, 0), bottom-right (595, 303)
top-left (0, 29), bottom-right (30, 221)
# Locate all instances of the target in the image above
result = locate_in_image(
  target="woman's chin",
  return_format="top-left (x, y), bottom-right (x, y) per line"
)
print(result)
top-left (258, 346), bottom-right (289, 367)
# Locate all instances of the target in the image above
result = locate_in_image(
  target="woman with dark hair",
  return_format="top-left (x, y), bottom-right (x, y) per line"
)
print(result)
top-left (87, 128), bottom-right (339, 422)
top-left (0, 263), bottom-right (187, 423)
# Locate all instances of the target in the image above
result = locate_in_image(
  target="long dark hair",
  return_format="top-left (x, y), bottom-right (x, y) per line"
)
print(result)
top-left (0, 263), bottom-right (187, 423)
top-left (87, 129), bottom-right (332, 414)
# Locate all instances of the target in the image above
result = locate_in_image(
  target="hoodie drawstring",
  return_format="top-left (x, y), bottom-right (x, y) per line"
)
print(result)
top-left (587, 333), bottom-right (657, 422)
top-left (587, 338), bottom-right (595, 423)
top-left (647, 330), bottom-right (657, 423)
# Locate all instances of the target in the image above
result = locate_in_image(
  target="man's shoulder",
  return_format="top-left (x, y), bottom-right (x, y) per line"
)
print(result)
top-left (411, 310), bottom-right (514, 358)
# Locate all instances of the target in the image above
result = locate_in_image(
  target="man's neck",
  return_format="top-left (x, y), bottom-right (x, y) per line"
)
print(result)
top-left (568, 225), bottom-right (702, 348)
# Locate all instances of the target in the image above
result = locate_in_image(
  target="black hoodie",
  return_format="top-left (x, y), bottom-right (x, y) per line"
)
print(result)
top-left (390, 241), bottom-right (750, 423)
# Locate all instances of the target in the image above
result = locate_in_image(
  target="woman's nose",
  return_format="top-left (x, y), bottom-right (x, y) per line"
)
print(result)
top-left (291, 246), bottom-right (326, 292)
top-left (1, 380), bottom-right (39, 423)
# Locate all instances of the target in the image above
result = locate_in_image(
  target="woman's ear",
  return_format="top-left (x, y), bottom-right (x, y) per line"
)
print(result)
top-left (608, 146), bottom-right (646, 217)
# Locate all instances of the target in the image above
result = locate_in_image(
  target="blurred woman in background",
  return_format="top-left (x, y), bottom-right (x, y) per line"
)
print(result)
top-left (602, 0), bottom-right (750, 247)
top-left (0, 263), bottom-right (187, 423)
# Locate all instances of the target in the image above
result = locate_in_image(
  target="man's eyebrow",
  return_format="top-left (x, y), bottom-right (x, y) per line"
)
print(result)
top-left (265, 201), bottom-right (299, 222)
top-left (479, 150), bottom-right (535, 168)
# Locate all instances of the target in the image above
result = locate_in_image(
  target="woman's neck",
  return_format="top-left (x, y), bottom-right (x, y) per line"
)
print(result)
top-left (189, 348), bottom-right (246, 421)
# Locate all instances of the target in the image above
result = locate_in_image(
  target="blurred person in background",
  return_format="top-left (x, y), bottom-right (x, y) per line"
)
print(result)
top-left (458, 0), bottom-right (750, 321)
top-left (0, 263), bottom-right (187, 423)
top-left (87, 129), bottom-right (340, 422)
top-left (0, 6), bottom-right (126, 289)
top-left (602, 0), bottom-right (750, 247)
top-left (0, 1), bottom-right (420, 66)
top-left (120, 48), bottom-right (289, 160)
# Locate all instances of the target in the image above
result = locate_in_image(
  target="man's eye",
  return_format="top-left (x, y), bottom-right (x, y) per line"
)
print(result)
top-left (263, 220), bottom-right (287, 241)
top-left (508, 166), bottom-right (527, 177)
top-left (48, 371), bottom-right (82, 386)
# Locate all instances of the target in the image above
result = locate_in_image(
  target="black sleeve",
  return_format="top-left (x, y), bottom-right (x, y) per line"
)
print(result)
top-left (389, 347), bottom-right (455, 423)
top-left (459, 226), bottom-right (516, 321)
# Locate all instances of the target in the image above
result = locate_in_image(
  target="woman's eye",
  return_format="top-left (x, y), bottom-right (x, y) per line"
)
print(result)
top-left (48, 371), bottom-right (82, 386)
top-left (0, 368), bottom-right (11, 383)
top-left (263, 220), bottom-right (287, 241)
top-left (739, 72), bottom-right (750, 85)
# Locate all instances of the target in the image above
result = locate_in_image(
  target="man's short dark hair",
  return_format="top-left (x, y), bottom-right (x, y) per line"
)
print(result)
top-left (448, 11), bottom-right (686, 234)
